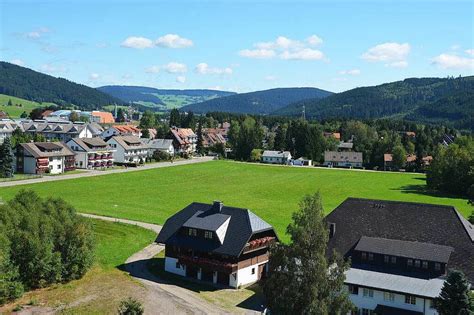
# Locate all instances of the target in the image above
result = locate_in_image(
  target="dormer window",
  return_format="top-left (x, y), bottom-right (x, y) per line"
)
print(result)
top-left (361, 252), bottom-right (367, 260)
top-left (204, 231), bottom-right (213, 239)
top-left (435, 263), bottom-right (441, 271)
top-left (407, 259), bottom-right (413, 266)
top-left (188, 228), bottom-right (197, 237)
top-left (422, 261), bottom-right (428, 269)
top-left (415, 260), bottom-right (421, 268)
top-left (368, 253), bottom-right (374, 261)
top-left (390, 256), bottom-right (396, 264)
top-left (384, 255), bottom-right (389, 263)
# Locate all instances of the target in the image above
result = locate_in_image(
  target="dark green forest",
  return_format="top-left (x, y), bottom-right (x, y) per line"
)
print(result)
top-left (0, 62), bottom-right (123, 110)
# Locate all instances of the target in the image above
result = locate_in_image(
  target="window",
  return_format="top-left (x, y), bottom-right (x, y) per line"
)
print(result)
top-left (348, 284), bottom-right (359, 295)
top-left (368, 253), bottom-right (374, 261)
top-left (405, 295), bottom-right (416, 305)
top-left (188, 228), bottom-right (197, 237)
top-left (384, 255), bottom-right (389, 263)
top-left (251, 268), bottom-right (255, 275)
top-left (422, 261), bottom-right (428, 269)
top-left (362, 309), bottom-right (374, 315)
top-left (175, 262), bottom-right (181, 269)
top-left (204, 231), bottom-right (213, 239)
top-left (435, 263), bottom-right (441, 271)
top-left (407, 259), bottom-right (413, 267)
top-left (363, 288), bottom-right (373, 298)
top-left (361, 252), bottom-right (367, 260)
top-left (57, 164), bottom-right (61, 169)
top-left (415, 260), bottom-right (421, 268)
top-left (383, 292), bottom-right (395, 302)
top-left (391, 256), bottom-right (397, 264)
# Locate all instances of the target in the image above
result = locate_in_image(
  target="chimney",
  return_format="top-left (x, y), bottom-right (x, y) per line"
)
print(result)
top-left (212, 200), bottom-right (223, 212)
top-left (329, 223), bottom-right (336, 238)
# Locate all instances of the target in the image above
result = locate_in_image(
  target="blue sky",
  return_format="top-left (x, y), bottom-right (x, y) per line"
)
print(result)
top-left (1, 0), bottom-right (473, 92)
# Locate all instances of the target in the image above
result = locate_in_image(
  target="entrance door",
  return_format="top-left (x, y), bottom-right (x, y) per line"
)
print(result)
top-left (258, 263), bottom-right (267, 280)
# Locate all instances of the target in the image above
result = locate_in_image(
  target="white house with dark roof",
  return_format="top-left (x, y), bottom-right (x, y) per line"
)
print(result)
top-left (66, 137), bottom-right (115, 169)
top-left (156, 201), bottom-right (279, 288)
top-left (106, 135), bottom-right (150, 164)
top-left (261, 150), bottom-right (292, 165)
top-left (141, 138), bottom-right (175, 157)
top-left (325, 198), bottom-right (474, 315)
top-left (0, 120), bottom-right (20, 144)
top-left (20, 120), bottom-right (104, 142)
top-left (323, 151), bottom-right (363, 168)
top-left (17, 142), bottom-right (76, 174)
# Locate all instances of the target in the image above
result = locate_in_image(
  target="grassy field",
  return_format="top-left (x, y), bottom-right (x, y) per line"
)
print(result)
top-left (0, 94), bottom-right (55, 118)
top-left (0, 161), bottom-right (470, 242)
top-left (1, 219), bottom-right (156, 314)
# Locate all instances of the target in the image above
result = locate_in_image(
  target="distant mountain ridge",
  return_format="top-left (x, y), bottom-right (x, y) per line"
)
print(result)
top-left (0, 62), bottom-right (123, 110)
top-left (97, 85), bottom-right (236, 109)
top-left (181, 87), bottom-right (333, 114)
top-left (275, 76), bottom-right (474, 130)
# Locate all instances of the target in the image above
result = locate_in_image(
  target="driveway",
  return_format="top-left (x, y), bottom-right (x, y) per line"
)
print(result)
top-left (0, 157), bottom-right (213, 188)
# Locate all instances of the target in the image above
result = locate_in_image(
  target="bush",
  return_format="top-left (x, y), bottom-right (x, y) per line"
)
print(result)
top-left (118, 297), bottom-right (144, 315)
top-left (0, 190), bottom-right (95, 304)
top-left (250, 149), bottom-right (262, 162)
top-left (153, 150), bottom-right (171, 162)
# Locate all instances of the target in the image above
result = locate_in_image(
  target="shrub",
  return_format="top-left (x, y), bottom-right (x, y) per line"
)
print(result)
top-left (250, 149), bottom-right (262, 162)
top-left (118, 297), bottom-right (144, 315)
top-left (153, 150), bottom-right (170, 162)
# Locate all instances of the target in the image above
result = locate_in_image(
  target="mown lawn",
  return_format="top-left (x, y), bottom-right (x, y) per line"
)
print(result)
top-left (0, 160), bottom-right (470, 242)
top-left (1, 219), bottom-right (156, 314)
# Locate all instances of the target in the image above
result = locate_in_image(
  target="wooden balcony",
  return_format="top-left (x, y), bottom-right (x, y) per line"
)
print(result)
top-left (242, 236), bottom-right (276, 254)
top-left (178, 255), bottom-right (237, 273)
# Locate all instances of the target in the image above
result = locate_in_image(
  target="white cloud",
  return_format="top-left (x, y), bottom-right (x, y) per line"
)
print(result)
top-left (89, 73), bottom-right (100, 80)
top-left (121, 36), bottom-right (154, 49)
top-left (280, 48), bottom-right (324, 60)
top-left (155, 34), bottom-right (193, 48)
top-left (307, 35), bottom-right (323, 46)
top-left (431, 53), bottom-right (474, 70)
top-left (195, 63), bottom-right (233, 75)
top-left (10, 59), bottom-right (25, 66)
top-left (465, 49), bottom-right (474, 56)
top-left (25, 27), bottom-right (50, 39)
top-left (40, 63), bottom-right (67, 73)
top-left (145, 65), bottom-right (161, 74)
top-left (240, 35), bottom-right (325, 61)
top-left (176, 76), bottom-right (186, 83)
top-left (264, 75), bottom-right (277, 81)
top-left (362, 42), bottom-right (410, 67)
top-left (162, 62), bottom-right (187, 74)
top-left (96, 42), bottom-right (108, 48)
top-left (339, 69), bottom-right (361, 75)
top-left (239, 49), bottom-right (276, 59)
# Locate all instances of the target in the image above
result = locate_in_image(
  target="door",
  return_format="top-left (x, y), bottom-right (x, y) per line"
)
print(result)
top-left (258, 263), bottom-right (266, 280)
top-left (217, 272), bottom-right (230, 286)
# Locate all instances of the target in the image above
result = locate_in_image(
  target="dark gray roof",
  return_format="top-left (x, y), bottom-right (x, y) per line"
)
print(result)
top-left (355, 236), bottom-right (454, 263)
top-left (326, 198), bottom-right (474, 283)
top-left (156, 202), bottom-right (278, 257)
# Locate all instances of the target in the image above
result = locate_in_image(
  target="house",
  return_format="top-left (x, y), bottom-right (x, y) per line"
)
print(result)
top-left (16, 142), bottom-right (75, 174)
top-left (66, 137), bottom-right (115, 169)
top-left (323, 151), bottom-right (363, 168)
top-left (107, 135), bottom-right (149, 164)
top-left (101, 125), bottom-right (142, 139)
top-left (141, 138), bottom-right (174, 157)
top-left (0, 120), bottom-right (20, 144)
top-left (156, 201), bottom-right (279, 288)
top-left (21, 120), bottom-right (104, 142)
top-left (202, 128), bottom-right (227, 148)
top-left (0, 111), bottom-right (9, 119)
top-left (170, 127), bottom-right (197, 155)
top-left (326, 198), bottom-right (474, 315)
top-left (323, 132), bottom-right (341, 141)
top-left (337, 142), bottom-right (354, 151)
top-left (384, 154), bottom-right (434, 171)
top-left (261, 150), bottom-right (292, 165)
top-left (91, 111), bottom-right (115, 124)
top-left (291, 157), bottom-right (312, 166)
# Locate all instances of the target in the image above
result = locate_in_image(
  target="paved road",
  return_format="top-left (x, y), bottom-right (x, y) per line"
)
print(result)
top-left (0, 157), bottom-right (214, 188)
top-left (82, 213), bottom-right (234, 314)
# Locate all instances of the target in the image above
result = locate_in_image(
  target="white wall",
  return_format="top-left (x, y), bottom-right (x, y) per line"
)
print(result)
top-left (230, 261), bottom-right (268, 288)
top-left (47, 156), bottom-right (64, 174)
top-left (164, 257), bottom-right (186, 276)
top-left (346, 285), bottom-right (438, 315)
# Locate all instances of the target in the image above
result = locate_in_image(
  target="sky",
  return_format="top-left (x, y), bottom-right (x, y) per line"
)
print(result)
top-left (0, 0), bottom-right (473, 93)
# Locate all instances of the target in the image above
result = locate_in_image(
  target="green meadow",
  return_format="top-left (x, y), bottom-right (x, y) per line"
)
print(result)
top-left (0, 94), bottom-right (55, 118)
top-left (0, 160), bottom-right (470, 241)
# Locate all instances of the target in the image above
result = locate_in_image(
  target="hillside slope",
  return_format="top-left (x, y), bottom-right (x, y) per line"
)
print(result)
top-left (0, 62), bottom-right (122, 110)
top-left (181, 87), bottom-right (333, 114)
top-left (98, 85), bottom-right (236, 109)
top-left (275, 76), bottom-right (474, 129)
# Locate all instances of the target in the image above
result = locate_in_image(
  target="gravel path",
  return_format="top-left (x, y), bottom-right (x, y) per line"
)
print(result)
top-left (0, 157), bottom-right (214, 188)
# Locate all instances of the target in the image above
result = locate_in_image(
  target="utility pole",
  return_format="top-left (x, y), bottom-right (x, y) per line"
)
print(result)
top-left (302, 105), bottom-right (306, 121)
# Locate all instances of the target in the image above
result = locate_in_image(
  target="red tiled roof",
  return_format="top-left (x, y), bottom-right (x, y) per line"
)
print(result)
top-left (92, 111), bottom-right (115, 124)
top-left (113, 125), bottom-right (141, 133)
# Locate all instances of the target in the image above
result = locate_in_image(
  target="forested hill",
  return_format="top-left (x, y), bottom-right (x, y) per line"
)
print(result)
top-left (275, 76), bottom-right (474, 130)
top-left (181, 87), bottom-right (333, 114)
top-left (0, 62), bottom-right (123, 110)
top-left (97, 85), bottom-right (236, 107)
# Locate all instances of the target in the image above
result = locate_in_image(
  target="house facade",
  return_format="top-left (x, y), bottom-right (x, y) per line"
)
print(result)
top-left (325, 198), bottom-right (474, 315)
top-left (141, 138), bottom-right (175, 157)
top-left (261, 150), bottom-right (292, 164)
top-left (170, 127), bottom-right (197, 155)
top-left (0, 120), bottom-right (20, 144)
top-left (21, 120), bottom-right (103, 142)
top-left (156, 201), bottom-right (279, 288)
top-left (66, 138), bottom-right (115, 169)
top-left (324, 151), bottom-right (363, 168)
top-left (17, 142), bottom-right (76, 174)
top-left (101, 125), bottom-right (141, 139)
top-left (107, 135), bottom-right (149, 164)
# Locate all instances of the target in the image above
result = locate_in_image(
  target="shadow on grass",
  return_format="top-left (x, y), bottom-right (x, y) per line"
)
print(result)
top-left (394, 184), bottom-right (468, 201)
top-left (236, 283), bottom-right (266, 312)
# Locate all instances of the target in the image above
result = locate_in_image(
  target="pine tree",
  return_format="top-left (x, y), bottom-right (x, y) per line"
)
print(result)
top-left (0, 137), bottom-right (14, 178)
top-left (435, 270), bottom-right (474, 315)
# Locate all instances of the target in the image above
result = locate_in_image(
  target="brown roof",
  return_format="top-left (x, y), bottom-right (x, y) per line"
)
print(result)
top-left (20, 141), bottom-right (75, 158)
top-left (109, 135), bottom-right (149, 150)
top-left (69, 137), bottom-right (112, 152)
top-left (113, 125), bottom-right (141, 134)
top-left (325, 151), bottom-right (362, 163)
top-left (384, 153), bottom-right (393, 162)
top-left (170, 128), bottom-right (196, 146)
